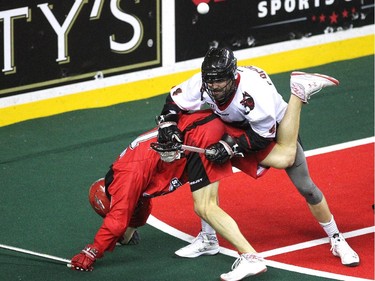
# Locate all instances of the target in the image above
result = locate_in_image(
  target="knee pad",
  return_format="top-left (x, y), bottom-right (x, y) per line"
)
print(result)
top-left (298, 182), bottom-right (323, 205)
top-left (286, 143), bottom-right (323, 205)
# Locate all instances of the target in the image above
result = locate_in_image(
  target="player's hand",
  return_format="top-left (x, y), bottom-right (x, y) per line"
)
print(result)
top-left (206, 134), bottom-right (245, 164)
top-left (71, 245), bottom-right (101, 271)
top-left (126, 230), bottom-right (141, 245)
top-left (156, 114), bottom-right (183, 143)
top-left (205, 140), bottom-right (235, 164)
top-left (157, 122), bottom-right (183, 143)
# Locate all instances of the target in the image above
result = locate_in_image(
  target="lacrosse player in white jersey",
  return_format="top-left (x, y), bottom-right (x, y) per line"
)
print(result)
top-left (156, 47), bottom-right (359, 280)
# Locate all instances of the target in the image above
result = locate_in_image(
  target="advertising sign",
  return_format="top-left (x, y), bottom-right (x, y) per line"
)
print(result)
top-left (0, 0), bottom-right (161, 96)
top-left (176, 0), bottom-right (374, 61)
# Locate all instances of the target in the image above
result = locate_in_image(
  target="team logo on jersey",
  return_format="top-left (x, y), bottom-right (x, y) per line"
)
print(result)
top-left (240, 91), bottom-right (255, 115)
top-left (172, 88), bottom-right (183, 96)
top-left (169, 177), bottom-right (183, 192)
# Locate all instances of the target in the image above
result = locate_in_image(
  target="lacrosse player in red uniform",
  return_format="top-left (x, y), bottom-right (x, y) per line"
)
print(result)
top-left (70, 110), bottom-right (258, 271)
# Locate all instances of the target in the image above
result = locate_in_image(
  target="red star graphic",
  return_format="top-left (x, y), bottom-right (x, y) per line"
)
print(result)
top-left (319, 14), bottom-right (326, 23)
top-left (330, 11), bottom-right (338, 24)
top-left (342, 9), bottom-right (349, 18)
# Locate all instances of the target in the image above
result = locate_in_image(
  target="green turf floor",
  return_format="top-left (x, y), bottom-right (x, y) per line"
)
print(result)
top-left (0, 55), bottom-right (373, 281)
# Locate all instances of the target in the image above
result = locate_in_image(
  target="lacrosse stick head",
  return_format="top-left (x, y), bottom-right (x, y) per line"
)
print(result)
top-left (150, 142), bottom-right (182, 163)
top-left (88, 178), bottom-right (110, 218)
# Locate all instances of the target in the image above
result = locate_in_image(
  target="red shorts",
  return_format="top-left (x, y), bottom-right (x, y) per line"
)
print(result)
top-left (225, 125), bottom-right (276, 179)
top-left (181, 113), bottom-right (234, 192)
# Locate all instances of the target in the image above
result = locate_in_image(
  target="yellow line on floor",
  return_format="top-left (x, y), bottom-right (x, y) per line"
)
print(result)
top-left (0, 34), bottom-right (373, 127)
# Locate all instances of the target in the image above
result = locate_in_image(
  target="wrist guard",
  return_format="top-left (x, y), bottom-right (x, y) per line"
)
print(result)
top-left (156, 113), bottom-right (183, 143)
top-left (156, 113), bottom-right (179, 124)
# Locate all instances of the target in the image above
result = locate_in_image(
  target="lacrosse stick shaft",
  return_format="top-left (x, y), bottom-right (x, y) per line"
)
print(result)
top-left (180, 144), bottom-right (206, 153)
top-left (150, 142), bottom-right (215, 156)
top-left (0, 243), bottom-right (71, 266)
top-left (181, 144), bottom-right (215, 156)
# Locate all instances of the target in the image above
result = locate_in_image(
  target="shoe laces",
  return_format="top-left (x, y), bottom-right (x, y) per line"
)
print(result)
top-left (195, 232), bottom-right (217, 245)
top-left (194, 232), bottom-right (204, 241)
top-left (231, 254), bottom-right (263, 270)
top-left (330, 234), bottom-right (350, 253)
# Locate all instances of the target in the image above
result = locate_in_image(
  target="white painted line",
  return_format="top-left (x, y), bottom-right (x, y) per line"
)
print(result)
top-left (147, 215), bottom-right (194, 243)
top-left (260, 226), bottom-right (375, 258)
top-left (305, 137), bottom-right (375, 157)
top-left (265, 260), bottom-right (374, 281)
top-left (232, 136), bottom-right (374, 173)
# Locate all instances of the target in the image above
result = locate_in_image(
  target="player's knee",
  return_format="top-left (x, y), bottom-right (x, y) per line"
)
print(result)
top-left (274, 151), bottom-right (296, 169)
top-left (305, 190), bottom-right (323, 205)
top-left (281, 154), bottom-right (296, 168)
top-left (297, 183), bottom-right (323, 205)
top-left (194, 204), bottom-right (207, 220)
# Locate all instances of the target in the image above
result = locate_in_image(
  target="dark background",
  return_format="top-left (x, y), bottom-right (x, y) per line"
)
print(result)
top-left (175, 0), bottom-right (374, 60)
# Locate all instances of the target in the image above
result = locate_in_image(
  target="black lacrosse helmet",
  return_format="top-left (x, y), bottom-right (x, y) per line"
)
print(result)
top-left (201, 47), bottom-right (237, 105)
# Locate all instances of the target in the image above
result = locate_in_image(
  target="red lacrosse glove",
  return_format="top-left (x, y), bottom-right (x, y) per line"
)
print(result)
top-left (71, 244), bottom-right (101, 271)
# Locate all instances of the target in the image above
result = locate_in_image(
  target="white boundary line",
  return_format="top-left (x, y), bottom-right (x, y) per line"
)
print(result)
top-left (305, 137), bottom-right (375, 157)
top-left (232, 136), bottom-right (375, 173)
top-left (147, 137), bottom-right (375, 281)
top-left (259, 227), bottom-right (375, 258)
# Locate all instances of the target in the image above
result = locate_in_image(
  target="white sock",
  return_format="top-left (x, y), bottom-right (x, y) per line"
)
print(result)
top-left (319, 215), bottom-right (339, 238)
top-left (201, 219), bottom-right (216, 235)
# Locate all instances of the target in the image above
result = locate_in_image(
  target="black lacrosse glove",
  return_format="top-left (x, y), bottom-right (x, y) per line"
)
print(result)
top-left (206, 134), bottom-right (245, 164)
top-left (156, 113), bottom-right (183, 144)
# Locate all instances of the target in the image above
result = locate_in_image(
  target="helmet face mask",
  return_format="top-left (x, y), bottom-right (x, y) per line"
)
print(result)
top-left (159, 150), bottom-right (181, 162)
top-left (201, 47), bottom-right (237, 105)
top-left (205, 79), bottom-right (235, 105)
top-left (150, 142), bottom-right (182, 162)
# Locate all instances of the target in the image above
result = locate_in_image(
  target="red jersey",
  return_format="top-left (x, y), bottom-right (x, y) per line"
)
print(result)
top-left (92, 110), bottom-right (234, 254)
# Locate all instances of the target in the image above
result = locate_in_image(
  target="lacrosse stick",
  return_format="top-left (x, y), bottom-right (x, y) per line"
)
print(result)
top-left (0, 243), bottom-right (72, 267)
top-left (150, 142), bottom-right (216, 156)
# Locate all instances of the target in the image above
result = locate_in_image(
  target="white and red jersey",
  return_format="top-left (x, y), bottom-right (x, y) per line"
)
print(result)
top-left (170, 66), bottom-right (288, 139)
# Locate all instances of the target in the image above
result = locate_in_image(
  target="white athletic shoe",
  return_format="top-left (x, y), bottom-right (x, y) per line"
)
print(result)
top-left (174, 232), bottom-right (220, 258)
top-left (290, 71), bottom-right (339, 103)
top-left (220, 253), bottom-right (267, 281)
top-left (330, 233), bottom-right (360, 267)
